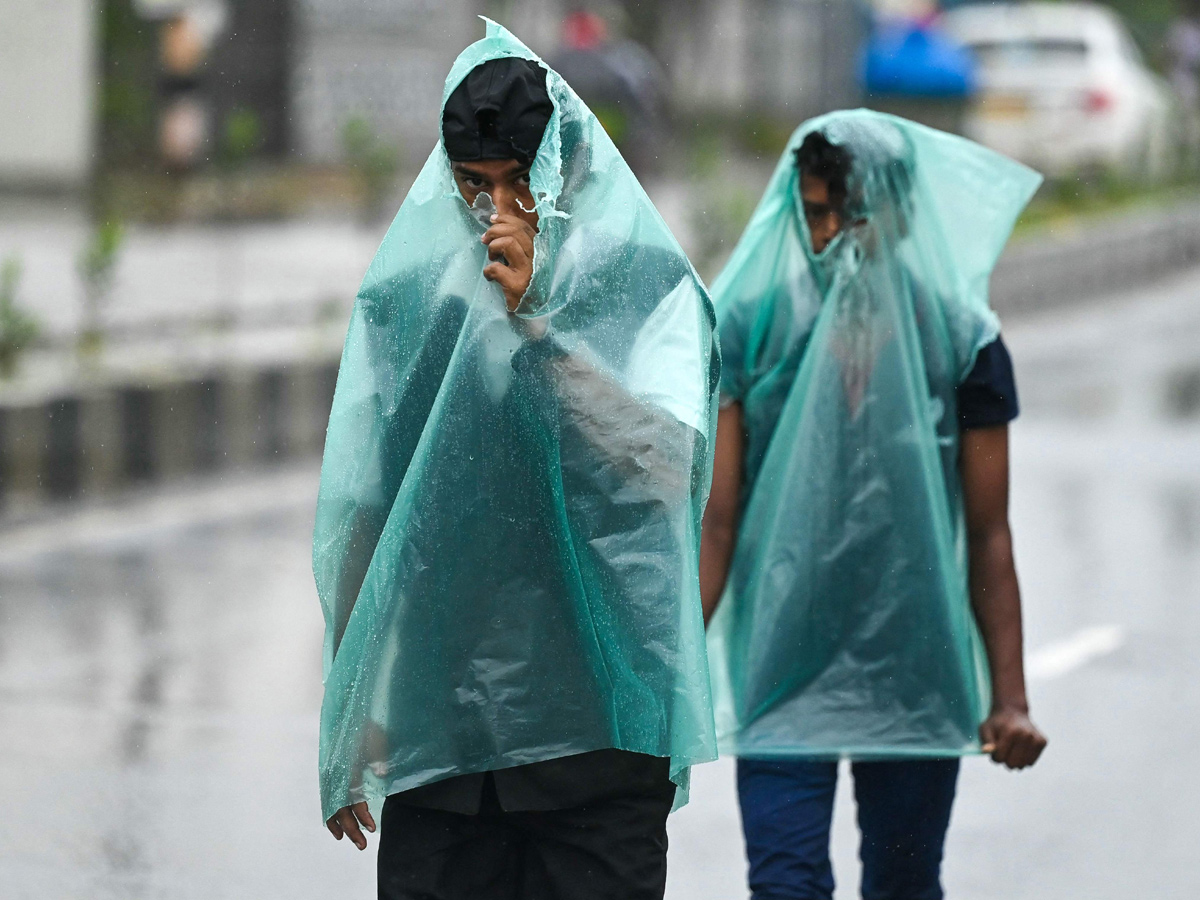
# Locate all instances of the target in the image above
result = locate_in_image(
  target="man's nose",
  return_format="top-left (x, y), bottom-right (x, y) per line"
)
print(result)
top-left (493, 187), bottom-right (521, 216)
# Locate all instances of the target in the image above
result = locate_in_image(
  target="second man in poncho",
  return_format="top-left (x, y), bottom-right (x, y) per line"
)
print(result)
top-left (701, 110), bottom-right (1048, 899)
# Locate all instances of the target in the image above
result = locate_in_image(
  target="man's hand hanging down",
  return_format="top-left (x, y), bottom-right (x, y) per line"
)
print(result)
top-left (482, 212), bottom-right (537, 312)
top-left (962, 425), bottom-right (1048, 771)
top-left (980, 706), bottom-right (1048, 770)
top-left (327, 802), bottom-right (376, 851)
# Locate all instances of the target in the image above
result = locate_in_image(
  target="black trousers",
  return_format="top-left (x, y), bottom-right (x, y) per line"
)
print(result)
top-left (377, 772), bottom-right (674, 900)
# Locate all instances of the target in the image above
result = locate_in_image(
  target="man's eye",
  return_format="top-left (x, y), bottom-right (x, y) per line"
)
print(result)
top-left (515, 173), bottom-right (531, 187)
top-left (465, 177), bottom-right (485, 189)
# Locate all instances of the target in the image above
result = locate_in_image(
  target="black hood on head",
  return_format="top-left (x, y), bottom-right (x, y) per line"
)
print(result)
top-left (442, 57), bottom-right (553, 163)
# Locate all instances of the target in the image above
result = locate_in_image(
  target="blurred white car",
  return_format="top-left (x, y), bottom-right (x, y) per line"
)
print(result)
top-left (942, 2), bottom-right (1177, 179)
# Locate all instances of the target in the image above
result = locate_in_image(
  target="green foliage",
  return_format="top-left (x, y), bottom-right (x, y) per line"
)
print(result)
top-left (1103, 0), bottom-right (1183, 67)
top-left (736, 115), bottom-right (797, 159)
top-left (689, 132), bottom-right (725, 180)
top-left (342, 116), bottom-right (403, 218)
top-left (79, 219), bottom-right (125, 296)
top-left (1100, 0), bottom-right (1181, 27)
top-left (690, 181), bottom-right (759, 282)
top-left (0, 258), bottom-right (39, 379)
top-left (684, 120), bottom-right (773, 279)
top-left (78, 219), bottom-right (126, 349)
top-left (220, 107), bottom-right (266, 167)
top-left (98, 0), bottom-right (157, 167)
top-left (1015, 170), bottom-right (1200, 234)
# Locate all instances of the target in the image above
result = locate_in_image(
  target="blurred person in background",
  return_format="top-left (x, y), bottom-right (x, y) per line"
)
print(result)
top-left (1169, 1), bottom-right (1200, 113)
top-left (549, 7), bottom-right (667, 176)
top-left (1169, 0), bottom-right (1200, 169)
top-left (156, 1), bottom-right (227, 170)
top-left (699, 111), bottom-right (1047, 900)
top-left (314, 22), bottom-right (719, 900)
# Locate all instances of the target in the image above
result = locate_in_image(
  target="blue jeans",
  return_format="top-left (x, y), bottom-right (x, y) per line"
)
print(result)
top-left (737, 758), bottom-right (960, 900)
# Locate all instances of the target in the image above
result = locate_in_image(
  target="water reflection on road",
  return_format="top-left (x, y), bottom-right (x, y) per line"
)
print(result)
top-left (0, 478), bottom-right (346, 899)
top-left (2, 271), bottom-right (1199, 898)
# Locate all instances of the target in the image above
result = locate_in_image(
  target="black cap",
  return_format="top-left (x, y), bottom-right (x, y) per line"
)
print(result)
top-left (442, 58), bottom-right (553, 163)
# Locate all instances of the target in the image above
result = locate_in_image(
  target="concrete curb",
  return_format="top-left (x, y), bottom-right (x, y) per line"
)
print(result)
top-left (0, 362), bottom-right (337, 518)
top-left (992, 204), bottom-right (1200, 315)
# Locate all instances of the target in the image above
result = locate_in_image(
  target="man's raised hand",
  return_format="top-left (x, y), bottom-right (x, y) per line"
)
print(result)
top-left (482, 213), bottom-right (537, 312)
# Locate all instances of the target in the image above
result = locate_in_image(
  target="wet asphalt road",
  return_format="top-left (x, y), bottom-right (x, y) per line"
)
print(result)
top-left (2, 268), bottom-right (1199, 898)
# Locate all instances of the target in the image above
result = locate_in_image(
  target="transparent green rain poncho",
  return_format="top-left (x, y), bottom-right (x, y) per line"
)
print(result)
top-left (707, 110), bottom-right (1040, 759)
top-left (313, 21), bottom-right (719, 820)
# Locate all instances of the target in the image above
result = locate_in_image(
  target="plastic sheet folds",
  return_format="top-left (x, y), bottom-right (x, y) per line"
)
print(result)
top-left (313, 20), bottom-right (719, 820)
top-left (708, 110), bottom-right (1041, 759)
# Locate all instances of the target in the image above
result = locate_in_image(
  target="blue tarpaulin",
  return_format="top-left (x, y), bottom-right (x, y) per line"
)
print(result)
top-left (863, 21), bottom-right (976, 97)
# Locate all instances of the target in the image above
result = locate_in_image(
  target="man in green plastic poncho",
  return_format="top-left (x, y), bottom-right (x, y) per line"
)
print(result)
top-left (700, 111), bottom-right (1048, 899)
top-left (313, 21), bottom-right (718, 900)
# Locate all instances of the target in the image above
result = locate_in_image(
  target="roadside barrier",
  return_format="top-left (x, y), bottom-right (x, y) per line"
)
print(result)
top-left (0, 362), bottom-right (337, 518)
top-left (992, 203), bottom-right (1200, 314)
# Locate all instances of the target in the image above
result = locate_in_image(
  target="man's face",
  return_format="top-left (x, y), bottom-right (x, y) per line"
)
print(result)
top-left (800, 172), bottom-right (843, 254)
top-left (452, 159), bottom-right (540, 231)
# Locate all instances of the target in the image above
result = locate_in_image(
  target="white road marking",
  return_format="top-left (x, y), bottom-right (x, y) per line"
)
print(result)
top-left (1027, 624), bottom-right (1125, 682)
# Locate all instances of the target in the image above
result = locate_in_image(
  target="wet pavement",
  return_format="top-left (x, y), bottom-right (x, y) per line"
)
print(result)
top-left (2, 269), bottom-right (1199, 897)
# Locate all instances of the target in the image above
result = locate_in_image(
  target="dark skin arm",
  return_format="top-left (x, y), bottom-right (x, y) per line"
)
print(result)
top-left (700, 403), bottom-right (745, 624)
top-left (323, 507), bottom-right (386, 849)
top-left (961, 425), bottom-right (1048, 770)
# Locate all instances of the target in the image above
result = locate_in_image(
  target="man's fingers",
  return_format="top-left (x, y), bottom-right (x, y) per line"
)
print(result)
top-left (337, 809), bottom-right (368, 851)
top-left (992, 729), bottom-right (1018, 765)
top-left (1009, 745), bottom-right (1035, 769)
top-left (353, 801), bottom-right (376, 834)
top-left (981, 714), bottom-right (1047, 769)
top-left (483, 264), bottom-right (528, 311)
top-left (327, 804), bottom-right (374, 847)
top-left (996, 735), bottom-right (1023, 768)
top-left (1012, 742), bottom-right (1038, 769)
top-left (1014, 732), bottom-right (1047, 769)
top-left (483, 218), bottom-right (535, 239)
top-left (486, 235), bottom-right (516, 263)
top-left (1030, 733), bottom-right (1048, 764)
top-left (999, 730), bottom-right (1042, 769)
top-left (488, 212), bottom-right (538, 234)
top-left (483, 262), bottom-right (522, 291)
top-left (487, 236), bottom-right (530, 267)
top-left (482, 222), bottom-right (536, 255)
top-left (483, 222), bottom-right (535, 263)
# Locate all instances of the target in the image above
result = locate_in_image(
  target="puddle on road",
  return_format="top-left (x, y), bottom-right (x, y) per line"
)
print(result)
top-left (1164, 367), bottom-right (1200, 420)
top-left (0, 514), bottom-right (359, 900)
